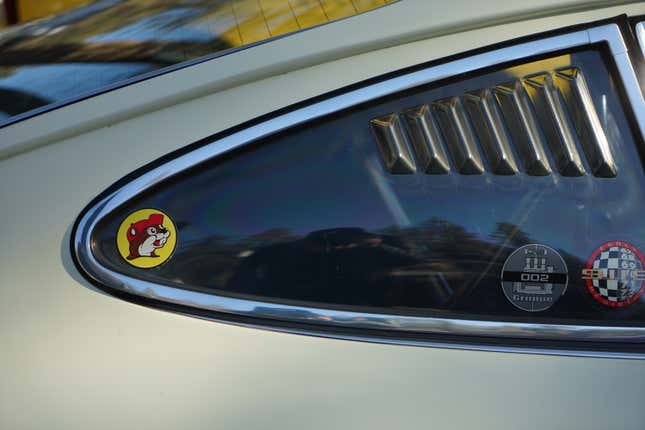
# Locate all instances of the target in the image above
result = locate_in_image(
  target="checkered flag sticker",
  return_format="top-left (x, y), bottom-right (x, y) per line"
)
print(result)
top-left (591, 246), bottom-right (642, 302)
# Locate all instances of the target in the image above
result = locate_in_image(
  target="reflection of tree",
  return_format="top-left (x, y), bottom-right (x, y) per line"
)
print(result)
top-left (0, 0), bottom-right (392, 66)
top-left (0, 87), bottom-right (49, 115)
top-left (0, 39), bottom-right (229, 65)
top-left (0, 0), bottom-right (392, 120)
top-left (242, 228), bottom-right (298, 247)
top-left (0, 0), bottom-right (235, 118)
top-left (0, 0), bottom-right (233, 66)
top-left (154, 219), bottom-right (532, 311)
top-left (115, 212), bottom-right (593, 317)
top-left (490, 222), bottom-right (531, 248)
top-left (3, 0), bottom-right (223, 44)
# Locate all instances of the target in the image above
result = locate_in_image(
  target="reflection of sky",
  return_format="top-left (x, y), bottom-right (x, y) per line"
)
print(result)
top-left (6, 0), bottom-right (123, 39)
top-left (132, 49), bottom-right (645, 265)
top-left (0, 5), bottom-right (223, 123)
top-left (151, 132), bottom-right (576, 247)
top-left (0, 62), bottom-right (152, 104)
top-left (88, 7), bottom-right (211, 42)
top-left (159, 142), bottom-right (602, 255)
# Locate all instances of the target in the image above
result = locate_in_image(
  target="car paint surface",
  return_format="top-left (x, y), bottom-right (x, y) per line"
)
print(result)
top-left (2, 1), bottom-right (645, 429)
top-left (0, 0), bottom-right (398, 124)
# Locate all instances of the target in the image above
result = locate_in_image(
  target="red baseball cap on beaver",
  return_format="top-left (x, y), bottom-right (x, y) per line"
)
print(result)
top-left (127, 213), bottom-right (164, 242)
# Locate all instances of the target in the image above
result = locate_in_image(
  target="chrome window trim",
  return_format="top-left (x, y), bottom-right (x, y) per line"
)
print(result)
top-left (636, 21), bottom-right (645, 57)
top-left (74, 24), bottom-right (645, 356)
top-left (197, 315), bottom-right (645, 360)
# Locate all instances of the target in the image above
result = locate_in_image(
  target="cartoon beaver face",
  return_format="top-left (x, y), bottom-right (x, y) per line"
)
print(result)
top-left (126, 213), bottom-right (171, 260)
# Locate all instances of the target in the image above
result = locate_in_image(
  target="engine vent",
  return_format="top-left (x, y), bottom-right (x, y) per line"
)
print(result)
top-left (370, 67), bottom-right (617, 177)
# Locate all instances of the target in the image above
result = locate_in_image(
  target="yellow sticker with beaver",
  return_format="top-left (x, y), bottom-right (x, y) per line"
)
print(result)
top-left (116, 209), bottom-right (177, 269)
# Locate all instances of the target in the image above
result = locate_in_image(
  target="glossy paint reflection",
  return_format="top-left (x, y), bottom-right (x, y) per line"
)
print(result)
top-left (92, 50), bottom-right (645, 324)
top-left (0, 0), bottom-right (395, 125)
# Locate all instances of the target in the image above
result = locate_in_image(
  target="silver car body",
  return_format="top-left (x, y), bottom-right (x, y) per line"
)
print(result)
top-left (2, 1), bottom-right (645, 428)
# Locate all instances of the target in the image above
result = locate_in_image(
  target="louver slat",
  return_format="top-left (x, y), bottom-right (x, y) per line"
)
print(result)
top-left (523, 73), bottom-right (586, 177)
top-left (553, 68), bottom-right (617, 178)
top-left (432, 97), bottom-right (485, 174)
top-left (463, 89), bottom-right (519, 175)
top-left (492, 81), bottom-right (552, 176)
top-left (370, 67), bottom-right (616, 179)
top-left (401, 105), bottom-right (451, 174)
top-left (369, 113), bottom-right (417, 174)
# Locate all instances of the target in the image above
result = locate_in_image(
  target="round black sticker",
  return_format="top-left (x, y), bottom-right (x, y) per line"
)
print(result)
top-left (501, 244), bottom-right (568, 312)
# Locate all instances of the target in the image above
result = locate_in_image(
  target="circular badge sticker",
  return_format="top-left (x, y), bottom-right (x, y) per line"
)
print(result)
top-left (116, 209), bottom-right (177, 269)
top-left (584, 241), bottom-right (645, 308)
top-left (501, 244), bottom-right (568, 312)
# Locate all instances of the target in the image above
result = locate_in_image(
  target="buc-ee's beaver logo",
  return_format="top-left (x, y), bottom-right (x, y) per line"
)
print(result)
top-left (116, 209), bottom-right (177, 269)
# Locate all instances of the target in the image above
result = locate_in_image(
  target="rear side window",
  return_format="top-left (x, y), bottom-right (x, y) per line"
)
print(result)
top-left (73, 21), bottom-right (645, 356)
top-left (0, 0), bottom-right (396, 126)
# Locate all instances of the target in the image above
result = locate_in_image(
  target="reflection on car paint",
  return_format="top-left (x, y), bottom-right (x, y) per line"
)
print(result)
top-left (0, 0), bottom-right (396, 125)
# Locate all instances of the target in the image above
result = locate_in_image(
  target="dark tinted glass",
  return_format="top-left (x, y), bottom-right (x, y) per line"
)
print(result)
top-left (91, 48), bottom-right (645, 324)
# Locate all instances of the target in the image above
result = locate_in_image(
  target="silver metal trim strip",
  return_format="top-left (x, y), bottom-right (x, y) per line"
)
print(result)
top-left (74, 24), bottom-right (645, 355)
top-left (194, 314), bottom-right (645, 360)
top-left (637, 21), bottom-right (645, 57)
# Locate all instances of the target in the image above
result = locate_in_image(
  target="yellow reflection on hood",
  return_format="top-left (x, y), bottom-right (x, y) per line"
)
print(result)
top-left (14, 0), bottom-right (397, 47)
top-left (210, 0), bottom-right (397, 46)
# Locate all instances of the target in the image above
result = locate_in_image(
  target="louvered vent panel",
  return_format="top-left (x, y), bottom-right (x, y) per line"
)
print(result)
top-left (370, 67), bottom-right (617, 177)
